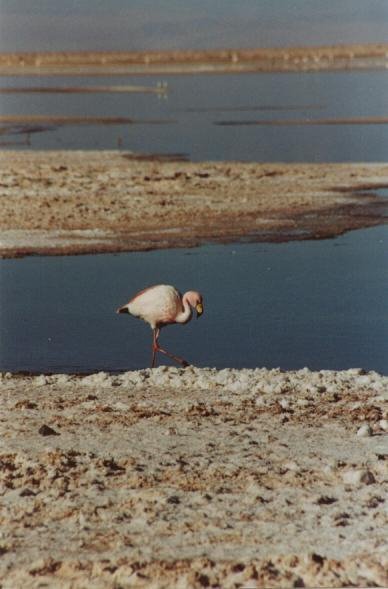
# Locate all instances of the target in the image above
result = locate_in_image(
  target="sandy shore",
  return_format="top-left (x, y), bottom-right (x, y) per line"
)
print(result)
top-left (0, 151), bottom-right (387, 257)
top-left (0, 367), bottom-right (387, 587)
top-left (1, 44), bottom-right (387, 75)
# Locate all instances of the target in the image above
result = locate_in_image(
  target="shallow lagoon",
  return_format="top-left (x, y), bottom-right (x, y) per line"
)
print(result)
top-left (1, 70), bottom-right (388, 161)
top-left (1, 225), bottom-right (387, 374)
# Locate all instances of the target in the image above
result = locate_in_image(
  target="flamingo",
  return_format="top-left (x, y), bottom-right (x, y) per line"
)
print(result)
top-left (117, 284), bottom-right (204, 368)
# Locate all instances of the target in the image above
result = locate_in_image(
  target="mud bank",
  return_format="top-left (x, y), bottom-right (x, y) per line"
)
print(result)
top-left (0, 151), bottom-right (387, 258)
top-left (0, 367), bottom-right (387, 587)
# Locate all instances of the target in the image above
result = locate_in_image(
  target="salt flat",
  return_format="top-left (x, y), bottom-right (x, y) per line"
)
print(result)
top-left (1, 367), bottom-right (387, 587)
top-left (0, 151), bottom-right (387, 258)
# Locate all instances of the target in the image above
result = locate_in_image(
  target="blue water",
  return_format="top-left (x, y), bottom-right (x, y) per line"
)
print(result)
top-left (1, 70), bottom-right (388, 161)
top-left (1, 225), bottom-right (387, 374)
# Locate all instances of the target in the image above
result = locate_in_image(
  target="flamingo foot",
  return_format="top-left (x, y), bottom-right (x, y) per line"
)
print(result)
top-left (158, 346), bottom-right (190, 368)
top-left (151, 328), bottom-right (189, 368)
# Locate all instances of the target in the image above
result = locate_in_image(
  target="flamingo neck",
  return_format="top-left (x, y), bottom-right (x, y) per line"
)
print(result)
top-left (175, 294), bottom-right (193, 324)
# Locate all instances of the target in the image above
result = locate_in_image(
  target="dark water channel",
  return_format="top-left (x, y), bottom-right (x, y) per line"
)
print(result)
top-left (1, 70), bottom-right (388, 161)
top-left (1, 225), bottom-right (387, 374)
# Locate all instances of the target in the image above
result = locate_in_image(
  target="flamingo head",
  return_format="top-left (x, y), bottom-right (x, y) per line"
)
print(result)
top-left (184, 291), bottom-right (204, 318)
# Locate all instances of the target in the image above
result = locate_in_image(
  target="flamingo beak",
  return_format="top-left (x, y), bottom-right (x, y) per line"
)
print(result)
top-left (196, 302), bottom-right (203, 318)
top-left (117, 306), bottom-right (129, 314)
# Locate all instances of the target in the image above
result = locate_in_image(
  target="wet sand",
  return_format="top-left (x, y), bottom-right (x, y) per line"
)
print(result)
top-left (0, 84), bottom-right (167, 94)
top-left (3, 115), bottom-right (388, 126)
top-left (0, 151), bottom-right (387, 258)
top-left (1, 367), bottom-right (387, 587)
top-left (0, 116), bottom-right (172, 125)
top-left (216, 116), bottom-right (388, 126)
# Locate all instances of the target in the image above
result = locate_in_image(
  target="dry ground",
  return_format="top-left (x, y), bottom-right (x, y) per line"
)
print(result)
top-left (0, 367), bottom-right (387, 588)
top-left (0, 151), bottom-right (387, 257)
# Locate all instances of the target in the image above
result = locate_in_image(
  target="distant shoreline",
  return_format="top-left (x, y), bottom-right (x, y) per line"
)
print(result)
top-left (0, 43), bottom-right (387, 75)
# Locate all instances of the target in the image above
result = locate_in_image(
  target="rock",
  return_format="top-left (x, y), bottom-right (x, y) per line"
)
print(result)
top-left (356, 424), bottom-right (373, 437)
top-left (316, 495), bottom-right (337, 505)
top-left (34, 375), bottom-right (48, 386)
top-left (378, 419), bottom-right (388, 431)
top-left (38, 424), bottom-right (60, 436)
top-left (19, 488), bottom-right (37, 497)
top-left (342, 469), bottom-right (376, 485)
top-left (167, 495), bottom-right (180, 505)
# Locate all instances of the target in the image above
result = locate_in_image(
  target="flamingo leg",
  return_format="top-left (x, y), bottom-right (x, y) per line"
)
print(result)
top-left (151, 327), bottom-right (189, 368)
top-left (151, 328), bottom-right (159, 368)
top-left (157, 346), bottom-right (189, 368)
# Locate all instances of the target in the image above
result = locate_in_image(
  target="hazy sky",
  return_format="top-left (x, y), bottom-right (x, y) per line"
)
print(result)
top-left (0, 0), bottom-right (387, 52)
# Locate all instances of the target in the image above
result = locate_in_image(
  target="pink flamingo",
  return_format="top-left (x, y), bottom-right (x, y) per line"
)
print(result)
top-left (117, 284), bottom-right (204, 368)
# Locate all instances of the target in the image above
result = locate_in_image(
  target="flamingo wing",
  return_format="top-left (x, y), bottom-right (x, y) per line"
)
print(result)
top-left (128, 285), bottom-right (183, 327)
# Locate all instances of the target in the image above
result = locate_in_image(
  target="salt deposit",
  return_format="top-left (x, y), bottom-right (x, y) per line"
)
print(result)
top-left (356, 423), bottom-right (373, 437)
top-left (0, 366), bottom-right (387, 587)
top-left (1, 152), bottom-right (388, 257)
